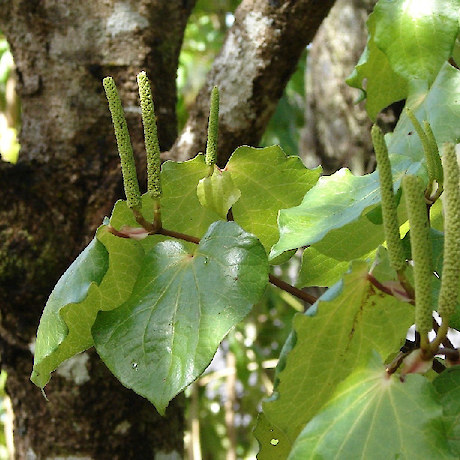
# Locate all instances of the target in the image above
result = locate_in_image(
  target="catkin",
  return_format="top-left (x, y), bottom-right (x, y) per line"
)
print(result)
top-left (437, 143), bottom-right (460, 319)
top-left (103, 77), bottom-right (141, 209)
top-left (137, 71), bottom-right (162, 199)
top-left (205, 86), bottom-right (219, 167)
top-left (406, 108), bottom-right (437, 185)
top-left (371, 125), bottom-right (406, 272)
top-left (403, 175), bottom-right (432, 334)
top-left (423, 121), bottom-right (443, 186)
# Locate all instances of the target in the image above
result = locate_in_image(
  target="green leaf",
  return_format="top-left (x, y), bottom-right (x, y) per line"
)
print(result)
top-left (256, 261), bottom-right (414, 458)
top-left (161, 155), bottom-right (222, 236)
top-left (271, 155), bottom-right (416, 259)
top-left (372, 0), bottom-right (459, 84)
top-left (110, 154), bottom-right (223, 239)
top-left (288, 353), bottom-right (454, 460)
top-left (298, 213), bottom-right (384, 287)
top-left (346, 0), bottom-right (459, 120)
top-left (226, 145), bottom-right (320, 253)
top-left (92, 221), bottom-right (269, 414)
top-left (387, 63), bottom-right (460, 161)
top-left (346, 12), bottom-right (408, 120)
top-left (197, 167), bottom-right (241, 218)
top-left (31, 229), bottom-right (144, 388)
top-left (433, 366), bottom-right (460, 456)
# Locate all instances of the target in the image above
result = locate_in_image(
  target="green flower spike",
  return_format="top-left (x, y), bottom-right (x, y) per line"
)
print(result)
top-left (103, 77), bottom-right (141, 210)
top-left (205, 86), bottom-right (219, 170)
top-left (137, 71), bottom-right (162, 200)
top-left (405, 108), bottom-right (442, 187)
top-left (403, 175), bottom-right (432, 337)
top-left (371, 125), bottom-right (405, 272)
top-left (437, 143), bottom-right (460, 320)
top-left (422, 121), bottom-right (443, 187)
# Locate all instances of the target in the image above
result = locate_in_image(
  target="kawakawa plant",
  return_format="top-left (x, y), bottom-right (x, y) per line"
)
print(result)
top-left (32, 0), bottom-right (460, 457)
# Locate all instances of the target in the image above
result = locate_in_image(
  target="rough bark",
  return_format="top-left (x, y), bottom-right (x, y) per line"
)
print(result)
top-left (0, 1), bottom-right (194, 458)
top-left (0, 0), bottom-right (335, 458)
top-left (300, 0), bottom-right (402, 174)
top-left (168, 0), bottom-right (337, 166)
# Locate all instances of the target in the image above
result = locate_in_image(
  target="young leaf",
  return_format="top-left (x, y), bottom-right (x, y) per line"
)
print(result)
top-left (92, 221), bottom-right (269, 415)
top-left (256, 261), bottom-right (414, 457)
top-left (197, 166), bottom-right (241, 218)
top-left (288, 353), bottom-right (454, 460)
top-left (225, 145), bottom-right (320, 253)
top-left (160, 155), bottom-right (223, 237)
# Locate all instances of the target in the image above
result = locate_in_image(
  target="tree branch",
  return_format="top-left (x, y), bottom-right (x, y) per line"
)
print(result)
top-left (167, 0), bottom-right (337, 165)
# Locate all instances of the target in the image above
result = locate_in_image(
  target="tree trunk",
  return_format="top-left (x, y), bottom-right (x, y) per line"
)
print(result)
top-left (301, 0), bottom-right (402, 175)
top-left (0, 0), bottom-right (335, 457)
top-left (0, 1), bottom-right (194, 457)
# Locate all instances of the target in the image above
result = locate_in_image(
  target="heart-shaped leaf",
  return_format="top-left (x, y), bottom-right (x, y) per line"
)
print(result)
top-left (255, 261), bottom-right (414, 457)
top-left (92, 221), bottom-right (269, 414)
top-left (288, 353), bottom-right (453, 459)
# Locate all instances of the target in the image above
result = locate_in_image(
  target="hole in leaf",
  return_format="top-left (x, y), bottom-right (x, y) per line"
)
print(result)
top-left (270, 439), bottom-right (279, 446)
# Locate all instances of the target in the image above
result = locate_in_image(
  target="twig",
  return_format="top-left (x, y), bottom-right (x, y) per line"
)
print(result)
top-left (268, 274), bottom-right (317, 305)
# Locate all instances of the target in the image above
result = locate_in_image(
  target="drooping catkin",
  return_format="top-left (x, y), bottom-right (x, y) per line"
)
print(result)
top-left (137, 71), bottom-right (161, 199)
top-left (405, 108), bottom-right (438, 185)
top-left (437, 143), bottom-right (460, 319)
top-left (103, 77), bottom-right (141, 209)
top-left (423, 121), bottom-right (443, 186)
top-left (205, 86), bottom-right (219, 167)
top-left (371, 125), bottom-right (406, 272)
top-left (403, 174), bottom-right (432, 334)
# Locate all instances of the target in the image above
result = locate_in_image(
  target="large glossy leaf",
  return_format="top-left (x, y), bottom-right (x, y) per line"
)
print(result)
top-left (346, 0), bottom-right (459, 119)
top-left (226, 145), bottom-right (320, 253)
top-left (31, 155), bottom-right (225, 389)
top-left (92, 221), bottom-right (269, 414)
top-left (271, 155), bottom-right (417, 259)
top-left (433, 366), bottom-right (460, 456)
top-left (256, 261), bottom-right (414, 458)
top-left (31, 228), bottom-right (144, 388)
top-left (372, 0), bottom-right (459, 84)
top-left (272, 63), bottom-right (460, 259)
top-left (288, 353), bottom-right (454, 459)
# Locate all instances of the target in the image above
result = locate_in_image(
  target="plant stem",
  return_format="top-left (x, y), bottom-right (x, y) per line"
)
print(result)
top-left (157, 227), bottom-right (200, 244)
top-left (123, 214), bottom-right (319, 306)
top-left (430, 319), bottom-right (449, 352)
top-left (268, 274), bottom-right (317, 305)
